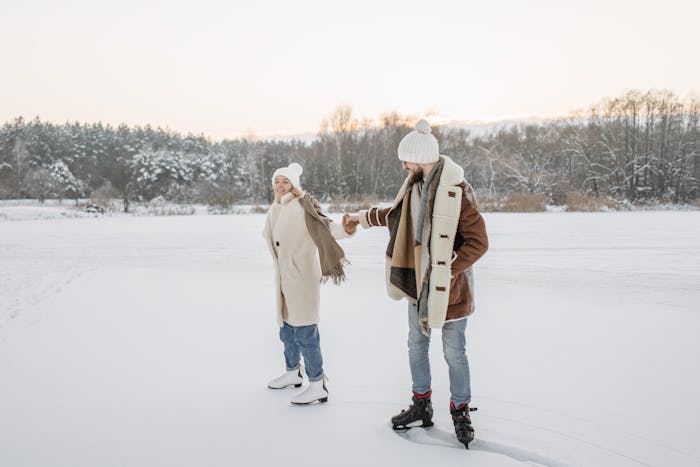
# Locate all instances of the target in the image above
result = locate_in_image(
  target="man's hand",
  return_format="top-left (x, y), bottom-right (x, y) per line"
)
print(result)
top-left (342, 213), bottom-right (360, 234)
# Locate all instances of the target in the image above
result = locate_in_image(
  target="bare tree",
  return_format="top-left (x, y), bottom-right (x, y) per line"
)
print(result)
top-left (12, 137), bottom-right (29, 198)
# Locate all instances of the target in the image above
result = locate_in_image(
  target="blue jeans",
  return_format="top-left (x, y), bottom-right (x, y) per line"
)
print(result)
top-left (407, 302), bottom-right (471, 407)
top-left (279, 322), bottom-right (324, 382)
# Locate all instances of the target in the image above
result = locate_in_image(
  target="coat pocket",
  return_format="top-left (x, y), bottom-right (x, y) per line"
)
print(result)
top-left (281, 257), bottom-right (303, 280)
top-left (290, 257), bottom-right (303, 278)
top-left (448, 271), bottom-right (466, 306)
top-left (427, 264), bottom-right (451, 328)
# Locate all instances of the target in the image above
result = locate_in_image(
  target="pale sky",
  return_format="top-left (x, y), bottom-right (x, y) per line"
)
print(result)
top-left (1, 0), bottom-right (698, 139)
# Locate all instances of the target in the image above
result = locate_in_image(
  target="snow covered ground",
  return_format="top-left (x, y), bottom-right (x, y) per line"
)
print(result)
top-left (1, 211), bottom-right (699, 467)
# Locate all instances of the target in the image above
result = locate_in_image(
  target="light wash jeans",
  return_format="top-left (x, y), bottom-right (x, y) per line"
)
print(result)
top-left (407, 302), bottom-right (471, 407)
top-left (279, 322), bottom-right (324, 382)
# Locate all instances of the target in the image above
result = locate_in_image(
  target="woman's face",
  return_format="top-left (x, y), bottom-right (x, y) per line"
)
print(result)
top-left (273, 176), bottom-right (293, 197)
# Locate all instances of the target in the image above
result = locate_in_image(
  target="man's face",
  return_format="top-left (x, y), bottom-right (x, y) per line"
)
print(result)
top-left (402, 161), bottom-right (423, 179)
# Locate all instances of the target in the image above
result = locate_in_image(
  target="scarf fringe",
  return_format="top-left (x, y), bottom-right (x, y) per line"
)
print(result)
top-left (321, 257), bottom-right (350, 285)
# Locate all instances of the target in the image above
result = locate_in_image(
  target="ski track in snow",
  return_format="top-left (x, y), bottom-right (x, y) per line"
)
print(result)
top-left (0, 256), bottom-right (89, 336)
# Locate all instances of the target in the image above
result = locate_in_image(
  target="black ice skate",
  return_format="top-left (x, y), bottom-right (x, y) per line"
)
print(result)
top-left (391, 393), bottom-right (434, 431)
top-left (450, 402), bottom-right (475, 449)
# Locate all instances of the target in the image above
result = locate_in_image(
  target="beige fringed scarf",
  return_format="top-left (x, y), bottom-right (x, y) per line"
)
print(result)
top-left (300, 194), bottom-right (348, 284)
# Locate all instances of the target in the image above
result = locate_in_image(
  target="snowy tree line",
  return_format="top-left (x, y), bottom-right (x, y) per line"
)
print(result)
top-left (0, 89), bottom-right (698, 210)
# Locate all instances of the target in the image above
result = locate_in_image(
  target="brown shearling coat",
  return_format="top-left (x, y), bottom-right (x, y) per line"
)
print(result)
top-left (359, 156), bottom-right (488, 322)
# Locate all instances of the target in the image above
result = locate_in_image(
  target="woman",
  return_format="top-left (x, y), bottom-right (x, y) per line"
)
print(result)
top-left (263, 162), bottom-right (356, 404)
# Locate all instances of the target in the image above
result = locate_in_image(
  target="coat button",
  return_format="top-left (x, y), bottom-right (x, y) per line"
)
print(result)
top-left (275, 241), bottom-right (280, 246)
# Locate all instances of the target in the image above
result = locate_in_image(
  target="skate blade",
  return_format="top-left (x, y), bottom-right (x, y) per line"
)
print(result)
top-left (458, 434), bottom-right (474, 449)
top-left (392, 420), bottom-right (433, 432)
top-left (290, 397), bottom-right (328, 405)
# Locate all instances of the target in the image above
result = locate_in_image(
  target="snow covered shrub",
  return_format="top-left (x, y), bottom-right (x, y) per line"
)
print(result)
top-left (148, 195), bottom-right (168, 207)
top-left (548, 177), bottom-right (570, 206)
top-left (564, 192), bottom-right (619, 212)
top-left (478, 193), bottom-right (547, 212)
top-left (132, 196), bottom-right (193, 216)
top-left (502, 193), bottom-right (547, 212)
top-left (129, 148), bottom-right (193, 201)
top-left (476, 196), bottom-right (500, 212)
top-left (145, 204), bottom-right (195, 216)
top-left (90, 181), bottom-right (119, 211)
top-left (49, 160), bottom-right (86, 205)
top-left (207, 204), bottom-right (249, 215)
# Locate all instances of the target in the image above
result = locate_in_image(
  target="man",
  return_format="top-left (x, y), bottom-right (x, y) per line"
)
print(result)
top-left (345, 119), bottom-right (488, 448)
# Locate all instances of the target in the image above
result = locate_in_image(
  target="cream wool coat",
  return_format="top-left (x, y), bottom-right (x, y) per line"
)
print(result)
top-left (263, 191), bottom-right (352, 327)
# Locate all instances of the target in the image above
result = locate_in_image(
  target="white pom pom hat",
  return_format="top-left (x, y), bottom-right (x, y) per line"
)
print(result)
top-left (397, 119), bottom-right (440, 164)
top-left (272, 162), bottom-right (303, 188)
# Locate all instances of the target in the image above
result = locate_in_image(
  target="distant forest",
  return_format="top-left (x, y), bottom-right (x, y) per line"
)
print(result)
top-left (1, 89), bottom-right (698, 211)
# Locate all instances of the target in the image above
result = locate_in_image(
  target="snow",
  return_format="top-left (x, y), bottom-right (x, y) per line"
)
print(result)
top-left (1, 211), bottom-right (699, 467)
top-left (0, 201), bottom-right (210, 221)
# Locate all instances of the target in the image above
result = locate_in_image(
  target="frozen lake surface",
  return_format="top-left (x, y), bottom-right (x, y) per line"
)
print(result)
top-left (1, 211), bottom-right (699, 466)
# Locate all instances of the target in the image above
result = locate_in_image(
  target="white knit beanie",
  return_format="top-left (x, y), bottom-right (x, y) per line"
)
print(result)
top-left (272, 162), bottom-right (303, 188)
top-left (397, 119), bottom-right (440, 164)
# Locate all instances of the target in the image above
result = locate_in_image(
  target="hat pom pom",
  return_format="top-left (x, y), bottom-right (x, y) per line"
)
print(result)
top-left (415, 119), bottom-right (431, 134)
top-left (288, 162), bottom-right (303, 176)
